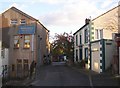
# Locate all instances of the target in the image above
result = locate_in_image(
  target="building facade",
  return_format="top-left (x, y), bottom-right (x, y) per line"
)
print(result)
top-left (1, 7), bottom-right (50, 79)
top-left (0, 13), bottom-right (3, 87)
top-left (74, 5), bottom-right (119, 73)
top-left (90, 5), bottom-right (119, 73)
top-left (73, 19), bottom-right (91, 69)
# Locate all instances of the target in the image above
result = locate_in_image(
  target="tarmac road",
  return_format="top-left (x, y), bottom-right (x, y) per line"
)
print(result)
top-left (31, 62), bottom-right (119, 87)
top-left (4, 62), bottom-right (119, 87)
top-left (31, 65), bottom-right (90, 86)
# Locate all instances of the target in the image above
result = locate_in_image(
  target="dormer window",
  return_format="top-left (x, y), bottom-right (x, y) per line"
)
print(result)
top-left (11, 19), bottom-right (17, 25)
top-left (21, 19), bottom-right (26, 24)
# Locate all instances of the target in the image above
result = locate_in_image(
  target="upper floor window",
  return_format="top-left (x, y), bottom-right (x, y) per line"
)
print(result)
top-left (76, 35), bottom-right (78, 46)
top-left (85, 29), bottom-right (88, 43)
top-left (20, 19), bottom-right (26, 24)
top-left (14, 35), bottom-right (19, 48)
top-left (24, 35), bottom-right (30, 48)
top-left (79, 34), bottom-right (82, 44)
top-left (95, 29), bottom-right (103, 40)
top-left (10, 19), bottom-right (17, 25)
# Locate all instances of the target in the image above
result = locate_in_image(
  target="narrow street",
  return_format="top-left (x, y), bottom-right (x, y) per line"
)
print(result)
top-left (30, 62), bottom-right (119, 86)
top-left (31, 64), bottom-right (90, 86)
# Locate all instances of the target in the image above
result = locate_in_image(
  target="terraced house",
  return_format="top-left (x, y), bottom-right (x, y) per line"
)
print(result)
top-left (0, 7), bottom-right (50, 79)
top-left (73, 19), bottom-right (91, 69)
top-left (74, 5), bottom-right (119, 73)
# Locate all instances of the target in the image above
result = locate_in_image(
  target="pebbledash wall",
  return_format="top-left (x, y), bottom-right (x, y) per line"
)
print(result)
top-left (1, 7), bottom-right (50, 79)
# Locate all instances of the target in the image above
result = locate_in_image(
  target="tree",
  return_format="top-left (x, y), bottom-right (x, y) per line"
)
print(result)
top-left (51, 32), bottom-right (74, 62)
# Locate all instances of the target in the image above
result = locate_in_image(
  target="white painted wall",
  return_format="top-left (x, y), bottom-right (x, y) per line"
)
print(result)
top-left (74, 25), bottom-right (89, 63)
top-left (105, 40), bottom-right (114, 69)
top-left (91, 41), bottom-right (100, 73)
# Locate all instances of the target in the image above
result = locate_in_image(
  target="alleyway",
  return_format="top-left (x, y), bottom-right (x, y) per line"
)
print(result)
top-left (30, 63), bottom-right (119, 86)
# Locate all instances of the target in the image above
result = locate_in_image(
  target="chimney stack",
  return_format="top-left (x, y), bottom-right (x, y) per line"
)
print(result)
top-left (85, 18), bottom-right (90, 24)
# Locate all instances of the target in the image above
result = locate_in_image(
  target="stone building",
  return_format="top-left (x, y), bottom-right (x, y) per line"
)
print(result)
top-left (0, 7), bottom-right (50, 79)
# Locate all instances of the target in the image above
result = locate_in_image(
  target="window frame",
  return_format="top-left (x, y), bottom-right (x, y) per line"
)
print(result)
top-left (95, 29), bottom-right (103, 40)
top-left (24, 35), bottom-right (30, 49)
top-left (14, 35), bottom-right (20, 49)
top-left (20, 19), bottom-right (26, 24)
top-left (84, 29), bottom-right (88, 43)
top-left (10, 19), bottom-right (17, 25)
top-left (84, 48), bottom-right (88, 61)
top-left (80, 34), bottom-right (82, 45)
top-left (76, 35), bottom-right (78, 46)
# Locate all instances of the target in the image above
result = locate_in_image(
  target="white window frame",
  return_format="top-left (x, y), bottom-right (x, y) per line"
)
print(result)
top-left (10, 19), bottom-right (17, 25)
top-left (20, 19), bottom-right (26, 24)
top-left (96, 29), bottom-right (103, 40)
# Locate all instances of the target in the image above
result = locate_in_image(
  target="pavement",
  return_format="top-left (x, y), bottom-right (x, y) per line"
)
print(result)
top-left (2, 75), bottom-right (35, 87)
top-left (69, 64), bottom-right (120, 86)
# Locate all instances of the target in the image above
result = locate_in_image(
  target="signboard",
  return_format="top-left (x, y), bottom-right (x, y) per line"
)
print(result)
top-left (18, 25), bottom-right (36, 34)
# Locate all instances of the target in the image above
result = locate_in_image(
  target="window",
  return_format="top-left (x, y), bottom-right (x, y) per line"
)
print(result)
top-left (24, 35), bottom-right (30, 48)
top-left (79, 48), bottom-right (82, 60)
top-left (14, 36), bottom-right (19, 48)
top-left (85, 48), bottom-right (88, 61)
top-left (21, 19), bottom-right (26, 24)
top-left (23, 59), bottom-right (28, 70)
top-left (76, 35), bottom-right (78, 46)
top-left (76, 49), bottom-right (78, 62)
top-left (80, 34), bottom-right (82, 44)
top-left (10, 19), bottom-right (17, 25)
top-left (100, 29), bottom-right (103, 39)
top-left (1, 49), bottom-right (5, 58)
top-left (95, 29), bottom-right (103, 39)
top-left (85, 29), bottom-right (88, 43)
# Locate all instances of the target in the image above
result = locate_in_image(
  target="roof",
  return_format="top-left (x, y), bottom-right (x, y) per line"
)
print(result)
top-left (73, 23), bottom-right (89, 35)
top-left (92, 5), bottom-right (120, 21)
top-left (1, 6), bottom-right (50, 32)
top-left (2, 6), bottom-right (38, 21)
top-left (73, 5), bottom-right (120, 36)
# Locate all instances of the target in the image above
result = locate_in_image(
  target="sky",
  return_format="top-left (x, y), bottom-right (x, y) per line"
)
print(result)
top-left (0, 0), bottom-right (120, 42)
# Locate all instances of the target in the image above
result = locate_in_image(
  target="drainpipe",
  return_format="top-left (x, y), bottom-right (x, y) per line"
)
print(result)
top-left (32, 34), bottom-right (34, 61)
top-left (35, 35), bottom-right (42, 77)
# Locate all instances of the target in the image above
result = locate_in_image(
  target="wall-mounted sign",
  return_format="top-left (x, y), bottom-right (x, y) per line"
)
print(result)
top-left (18, 25), bottom-right (35, 34)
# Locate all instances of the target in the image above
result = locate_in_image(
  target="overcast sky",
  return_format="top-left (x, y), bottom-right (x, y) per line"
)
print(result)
top-left (0, 0), bottom-right (119, 42)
